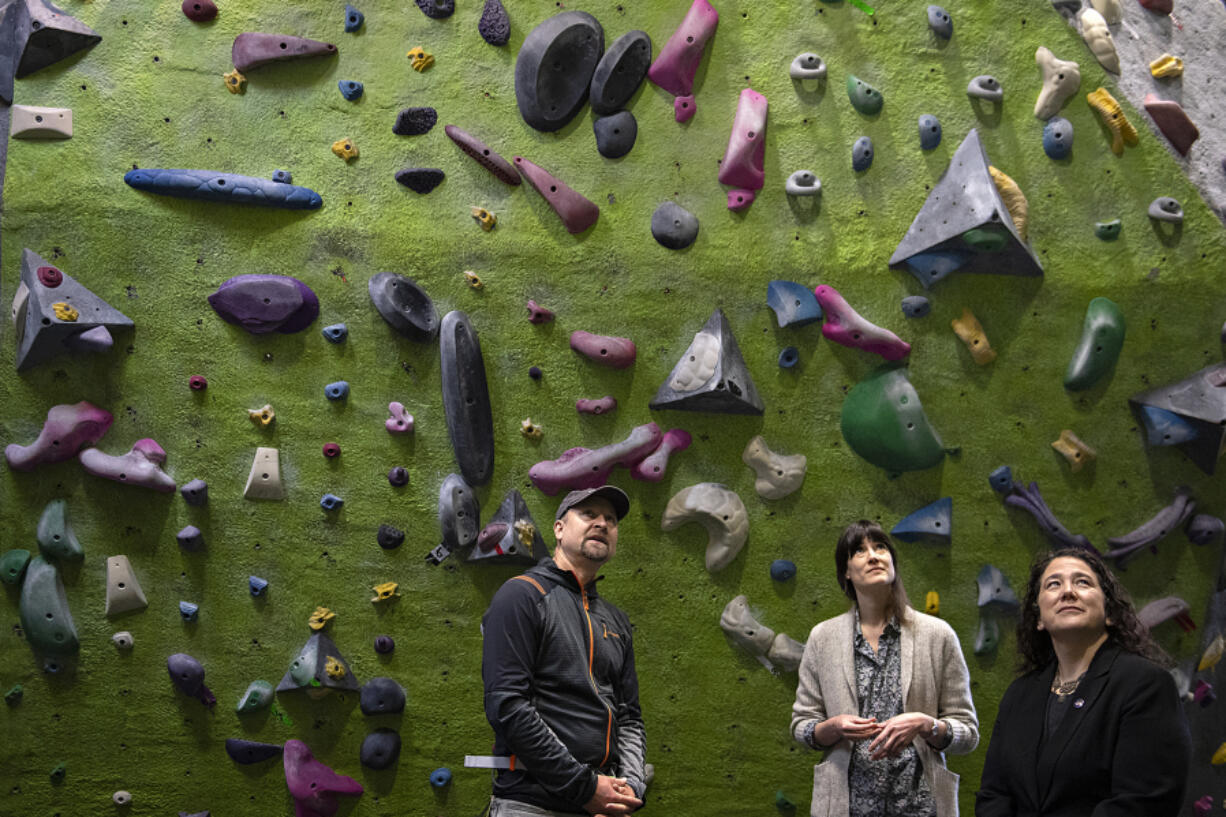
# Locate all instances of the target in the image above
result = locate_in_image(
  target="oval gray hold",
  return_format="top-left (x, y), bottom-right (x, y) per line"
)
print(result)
top-left (901, 295), bottom-right (931, 318)
top-left (360, 728), bottom-right (401, 770)
top-left (360, 677), bottom-right (406, 715)
top-left (593, 111), bottom-right (637, 159)
top-left (852, 136), bottom-right (874, 171)
top-left (440, 312), bottom-right (495, 486)
top-left (651, 202), bottom-right (699, 250)
top-left (927, 5), bottom-right (953, 38)
top-left (967, 75), bottom-right (1002, 102)
top-left (368, 272), bottom-right (439, 342)
top-left (515, 11), bottom-right (605, 132)
top-left (590, 30), bottom-right (652, 115)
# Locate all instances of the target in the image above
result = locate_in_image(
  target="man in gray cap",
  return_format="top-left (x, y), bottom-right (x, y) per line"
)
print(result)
top-left (481, 485), bottom-right (646, 816)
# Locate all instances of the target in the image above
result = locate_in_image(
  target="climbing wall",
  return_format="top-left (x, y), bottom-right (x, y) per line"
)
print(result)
top-left (2, 0), bottom-right (1225, 814)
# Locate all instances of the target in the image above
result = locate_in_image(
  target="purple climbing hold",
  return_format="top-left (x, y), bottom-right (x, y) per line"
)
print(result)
top-left (226, 738), bottom-right (283, 765)
top-left (415, 0), bottom-right (454, 19)
top-left (1001, 478), bottom-right (1093, 551)
top-left (322, 442), bottom-right (341, 458)
top-left (393, 107), bottom-right (438, 136)
top-left (180, 478), bottom-right (208, 506)
top-left (387, 466), bottom-right (409, 487)
top-left (648, 0), bottom-right (718, 121)
top-left (386, 401), bottom-right (414, 434)
top-left (570, 330), bottom-right (636, 368)
top-left (528, 366), bottom-right (543, 380)
top-left (478, 0), bottom-right (511, 46)
top-left (373, 634), bottom-right (395, 654)
top-left (576, 396), bottom-right (617, 415)
top-left (80, 439), bottom-right (177, 492)
top-left (444, 125), bottom-right (520, 185)
top-left (395, 168), bottom-right (445, 194)
top-left (514, 155), bottom-right (600, 234)
top-left (630, 428), bottom-right (692, 482)
top-left (167, 653), bottom-right (216, 707)
top-left (527, 300), bottom-right (555, 324)
top-left (5, 401), bottom-right (113, 472)
top-left (182, 0), bottom-right (218, 22)
top-left (1103, 486), bottom-right (1195, 567)
top-left (529, 423), bottom-right (662, 495)
top-left (231, 33), bottom-right (337, 73)
top-left (189, 375), bottom-right (208, 390)
top-left (207, 274), bottom-right (319, 334)
top-left (176, 525), bottom-right (205, 551)
top-left (815, 285), bottom-right (910, 361)
top-left (718, 88), bottom-right (768, 210)
top-left (283, 740), bottom-right (363, 817)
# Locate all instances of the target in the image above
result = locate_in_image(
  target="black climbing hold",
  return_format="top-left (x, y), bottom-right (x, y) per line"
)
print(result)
top-left (377, 524), bottom-right (404, 550)
top-left (515, 11), bottom-right (604, 132)
top-left (225, 738), bottom-right (284, 765)
top-left (593, 111), bottom-right (637, 159)
top-left (392, 107), bottom-right (438, 136)
top-left (395, 167), bottom-right (445, 194)
top-left (360, 677), bottom-right (406, 715)
top-left (439, 311), bottom-right (494, 485)
top-left (650, 201), bottom-right (699, 250)
top-left (368, 271), bottom-right (439, 342)
top-left (479, 0), bottom-right (511, 46)
top-left (590, 30), bottom-right (652, 115)
top-left (360, 728), bottom-right (401, 770)
top-left (415, 0), bottom-right (454, 19)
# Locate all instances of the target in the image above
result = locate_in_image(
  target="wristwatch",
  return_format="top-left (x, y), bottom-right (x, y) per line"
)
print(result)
top-left (929, 717), bottom-right (940, 738)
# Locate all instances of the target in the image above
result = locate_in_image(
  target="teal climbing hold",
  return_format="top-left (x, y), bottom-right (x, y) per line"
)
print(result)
top-left (1, 549), bottom-right (31, 585)
top-left (890, 497), bottom-right (952, 543)
top-left (840, 365), bottom-right (952, 474)
top-left (18, 556), bottom-right (79, 657)
top-left (1064, 297), bottom-right (1125, 391)
top-left (36, 499), bottom-right (83, 562)
top-left (846, 74), bottom-right (883, 115)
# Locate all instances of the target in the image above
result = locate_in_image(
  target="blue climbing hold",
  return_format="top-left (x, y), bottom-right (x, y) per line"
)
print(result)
top-left (338, 80), bottom-right (364, 101)
top-left (766, 280), bottom-right (822, 328)
top-left (890, 497), bottom-right (952, 544)
top-left (1137, 405), bottom-right (1200, 446)
top-left (322, 323), bottom-right (348, 343)
top-left (271, 170), bottom-right (292, 184)
top-left (430, 767), bottom-right (452, 787)
top-left (179, 601), bottom-right (199, 622)
top-left (918, 114), bottom-right (942, 150)
top-left (770, 559), bottom-right (797, 581)
top-left (1042, 117), bottom-right (1073, 160)
top-left (124, 168), bottom-right (323, 210)
top-left (778, 346), bottom-right (799, 369)
top-left (344, 4), bottom-right (365, 32)
top-left (325, 381), bottom-right (350, 400)
top-left (988, 465), bottom-right (1014, 494)
top-left (901, 296), bottom-right (931, 318)
top-left (903, 249), bottom-right (970, 288)
top-left (320, 493), bottom-right (344, 511)
top-left (852, 136), bottom-right (874, 172)
top-left (249, 576), bottom-right (269, 596)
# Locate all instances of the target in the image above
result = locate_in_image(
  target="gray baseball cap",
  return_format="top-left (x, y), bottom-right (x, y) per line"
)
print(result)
top-left (554, 485), bottom-right (631, 521)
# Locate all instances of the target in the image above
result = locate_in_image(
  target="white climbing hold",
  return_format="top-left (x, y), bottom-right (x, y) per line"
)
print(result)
top-left (741, 436), bottom-right (807, 500)
top-left (244, 447), bottom-right (286, 500)
top-left (661, 483), bottom-right (748, 572)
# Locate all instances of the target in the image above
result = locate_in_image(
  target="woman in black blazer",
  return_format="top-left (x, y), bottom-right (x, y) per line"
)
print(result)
top-left (976, 547), bottom-right (1191, 816)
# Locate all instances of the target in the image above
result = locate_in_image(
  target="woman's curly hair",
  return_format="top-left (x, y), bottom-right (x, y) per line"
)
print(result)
top-left (1016, 546), bottom-right (1171, 675)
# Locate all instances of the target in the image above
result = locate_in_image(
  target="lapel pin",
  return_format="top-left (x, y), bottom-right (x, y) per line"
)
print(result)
top-left (1073, 698), bottom-right (1085, 708)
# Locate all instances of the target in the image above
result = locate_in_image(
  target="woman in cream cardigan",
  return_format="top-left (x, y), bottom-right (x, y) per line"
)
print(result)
top-left (791, 520), bottom-right (979, 817)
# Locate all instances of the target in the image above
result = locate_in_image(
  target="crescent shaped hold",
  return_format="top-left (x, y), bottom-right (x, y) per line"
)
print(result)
top-left (661, 483), bottom-right (748, 572)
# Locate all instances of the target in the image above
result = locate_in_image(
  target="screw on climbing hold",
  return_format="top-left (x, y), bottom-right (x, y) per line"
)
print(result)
top-left (471, 206), bottom-right (496, 230)
top-left (331, 138), bottom-right (359, 161)
top-left (223, 69), bottom-right (247, 94)
top-left (406, 47), bottom-right (434, 71)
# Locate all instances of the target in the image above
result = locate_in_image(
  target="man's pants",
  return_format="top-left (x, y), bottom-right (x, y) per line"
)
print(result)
top-left (488, 796), bottom-right (585, 817)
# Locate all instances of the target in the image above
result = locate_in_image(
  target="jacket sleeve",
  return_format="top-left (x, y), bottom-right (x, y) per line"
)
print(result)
top-left (613, 621), bottom-right (648, 802)
top-left (1090, 663), bottom-right (1191, 817)
top-left (482, 579), bottom-right (599, 808)
top-left (935, 620), bottom-right (980, 755)
top-left (975, 682), bottom-right (1019, 817)
top-left (791, 623), bottom-right (831, 750)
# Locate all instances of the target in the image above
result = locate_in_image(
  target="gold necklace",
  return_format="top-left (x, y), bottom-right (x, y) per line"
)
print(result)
top-left (1051, 670), bottom-right (1086, 697)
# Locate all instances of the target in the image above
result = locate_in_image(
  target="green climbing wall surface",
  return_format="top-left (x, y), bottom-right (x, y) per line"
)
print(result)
top-left (2, 0), bottom-right (1225, 814)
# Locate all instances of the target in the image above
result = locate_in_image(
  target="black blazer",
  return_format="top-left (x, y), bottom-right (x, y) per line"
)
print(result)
top-left (976, 642), bottom-right (1191, 817)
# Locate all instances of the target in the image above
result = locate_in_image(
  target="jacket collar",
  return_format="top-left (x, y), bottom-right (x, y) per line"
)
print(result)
top-left (534, 557), bottom-right (602, 596)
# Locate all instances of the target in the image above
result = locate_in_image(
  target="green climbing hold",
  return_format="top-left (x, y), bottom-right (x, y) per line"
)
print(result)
top-left (1, 549), bottom-right (31, 585)
top-left (846, 74), bottom-right (883, 115)
top-left (36, 499), bottom-right (83, 561)
top-left (841, 365), bottom-right (950, 473)
top-left (962, 227), bottom-right (1008, 252)
top-left (18, 556), bottom-right (79, 656)
top-left (236, 680), bottom-right (275, 713)
top-left (50, 762), bottom-right (67, 782)
top-left (1095, 219), bottom-right (1121, 240)
top-left (1064, 297), bottom-right (1126, 391)
top-left (5, 684), bottom-right (23, 705)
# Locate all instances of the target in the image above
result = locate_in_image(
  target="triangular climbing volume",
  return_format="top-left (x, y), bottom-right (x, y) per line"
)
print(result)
top-left (650, 309), bottom-right (764, 415)
top-left (12, 0), bottom-right (101, 79)
top-left (1129, 363), bottom-right (1226, 475)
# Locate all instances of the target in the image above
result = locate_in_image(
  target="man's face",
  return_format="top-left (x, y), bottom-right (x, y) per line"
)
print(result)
top-left (553, 496), bottom-right (619, 566)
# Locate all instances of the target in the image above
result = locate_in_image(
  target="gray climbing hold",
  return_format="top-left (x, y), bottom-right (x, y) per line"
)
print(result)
top-left (1186, 514), bottom-right (1224, 546)
top-left (236, 680), bottom-right (275, 713)
top-left (180, 600), bottom-right (199, 621)
top-left (231, 33), bottom-right (337, 73)
top-left (438, 473), bottom-right (479, 551)
top-left (967, 75), bottom-right (1002, 102)
top-left (469, 490), bottom-right (549, 565)
top-left (439, 311), bottom-right (494, 486)
top-left (1129, 364), bottom-right (1226, 474)
top-left (651, 201), bottom-right (699, 250)
top-left (180, 478), bottom-right (208, 506)
top-left (901, 296), bottom-right (931, 318)
top-left (360, 677), bottom-right (406, 715)
top-left (415, 0), bottom-right (454, 19)
top-left (789, 52), bottom-right (826, 80)
top-left (593, 111), bottom-right (637, 159)
top-left (111, 631), bottom-right (133, 649)
top-left (479, 0), bottom-right (511, 46)
top-left (976, 564), bottom-right (1019, 612)
top-left (377, 524), bottom-right (404, 549)
top-left (360, 728), bottom-right (401, 770)
top-left (766, 281), bottom-right (822, 328)
top-left (852, 136), bottom-right (873, 171)
top-left (650, 309), bottom-right (765, 415)
top-left (225, 738), bottom-right (283, 765)
top-left (927, 5), bottom-right (953, 38)
top-left (590, 30), bottom-right (652, 115)
top-left (7, 0), bottom-right (101, 93)
top-left (395, 167), bottom-right (445, 194)
top-left (515, 11), bottom-right (605, 132)
top-left (176, 525), bottom-right (204, 552)
top-left (167, 653), bottom-right (215, 706)
top-left (1043, 117), bottom-right (1073, 159)
top-left (392, 107), bottom-right (438, 136)
top-left (368, 272), bottom-right (439, 342)
top-left (36, 499), bottom-right (82, 562)
top-left (1148, 196), bottom-right (1183, 223)
top-left (785, 171), bottom-right (821, 196)
top-left (918, 114), bottom-right (942, 150)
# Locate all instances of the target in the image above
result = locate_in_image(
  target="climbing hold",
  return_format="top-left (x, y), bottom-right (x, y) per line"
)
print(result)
top-left (6, 0), bottom-right (101, 87)
top-left (529, 423), bottom-right (662, 495)
top-left (1042, 117), bottom-right (1074, 160)
top-left (19, 556), bottom-right (77, 659)
top-left (283, 740), bottom-right (364, 814)
top-left (851, 136), bottom-right (874, 172)
top-left (524, 300), bottom-right (555, 325)
top-left (226, 739), bottom-right (283, 765)
top-left (1148, 196), bottom-right (1184, 224)
top-left (331, 138), bottom-right (358, 160)
top-left (846, 75), bottom-right (883, 115)
top-left (1200, 635), bottom-right (1226, 672)
top-left (167, 653), bottom-right (215, 706)
top-left (513, 155), bottom-right (600, 233)
top-left (479, 0), bottom-right (510, 45)
top-left (785, 171), bottom-right (821, 197)
top-left (988, 167), bottom-right (1029, 240)
top-left (179, 479), bottom-right (209, 509)
top-left (231, 33), bottom-right (337, 72)
top-left (440, 311), bottom-right (495, 486)
top-left (974, 614), bottom-right (1000, 656)
top-left (951, 308), bottom-right (997, 365)
top-left (520, 418), bottom-right (543, 440)
top-left (977, 564), bottom-right (1020, 611)
top-left (998, 475), bottom-right (1093, 549)
top-left (815, 285), bottom-right (910, 361)
top-left (461, 270), bottom-right (484, 289)
top-left (0, 549), bottom-right (30, 586)
top-left (105, 555), bottom-right (148, 616)
top-left (360, 677), bottom-right (406, 715)
top-left (630, 428), bottom-right (692, 483)
top-left (766, 281), bottom-right (822, 328)
top-left (344, 4), bottom-right (364, 32)
top-left (338, 80), bottom-right (363, 100)
top-left (249, 576), bottom-right (269, 596)
top-left (901, 296), bottom-right (931, 319)
top-left (325, 381), bottom-right (350, 401)
top-left (1051, 429), bottom-right (1096, 472)
top-left (208, 274), bottom-right (319, 334)
top-left (126, 167), bottom-right (324, 209)
top-left (1149, 54), bottom-right (1184, 78)
top-left (529, 366), bottom-right (543, 380)
top-left (651, 309), bottom-right (765, 415)
top-left (1086, 87), bottom-right (1138, 156)
top-left (368, 271), bottom-right (438, 342)
top-left (361, 729), bottom-right (402, 770)
top-left (841, 366), bottom-right (951, 474)
top-left (719, 594), bottom-right (775, 658)
top-left (430, 767), bottom-right (452, 787)
top-left (1137, 0), bottom-right (1173, 13)
top-left (570, 330), bottom-right (637, 369)
top-left (278, 631), bottom-right (359, 694)
top-left (778, 347), bottom-right (799, 368)
top-left (10, 105), bottom-right (72, 139)
top-left (80, 439), bottom-right (177, 492)
top-left (591, 30), bottom-right (653, 115)
top-left (223, 69), bottom-right (246, 93)
top-left (36, 500), bottom-right (82, 562)
top-left (112, 791), bottom-right (132, 808)
top-left (405, 46), bottom-right (434, 71)
top-left (576, 396), bottom-right (617, 415)
top-left (438, 473), bottom-right (480, 550)
top-left (177, 525), bottom-right (205, 552)
top-left (1090, 0), bottom-right (1123, 22)
top-left (515, 11), bottom-right (604, 132)
top-left (469, 490), bottom-right (549, 565)
top-left (5, 400), bottom-right (113, 471)
top-left (370, 581), bottom-right (399, 603)
top-left (1094, 219), bottom-right (1121, 240)
top-left (179, 600), bottom-right (200, 622)
top-left (718, 87), bottom-right (768, 210)
top-left (742, 436), bottom-right (806, 500)
top-left (444, 125), bottom-right (519, 185)
top-left (4, 684), bottom-right (23, 705)
top-left (320, 493), bottom-right (344, 511)
top-left (662, 484), bottom-right (749, 572)
top-left (471, 207), bottom-right (497, 231)
top-left (891, 497), bottom-right (953, 544)
top-left (319, 323), bottom-right (348, 346)
top-left (1138, 597), bottom-right (1194, 632)
top-left (927, 5), bottom-right (953, 37)
top-left (385, 401), bottom-right (414, 435)
top-left (309, 607), bottom-right (335, 630)
top-left (393, 107), bottom-right (437, 136)
top-left (182, 0), bottom-right (218, 21)
top-left (1145, 95), bottom-right (1200, 156)
top-left (112, 631), bottom-right (133, 649)
top-left (188, 375), bottom-right (208, 391)
top-left (244, 447), bottom-right (285, 500)
top-left (770, 560), bottom-right (797, 582)
top-left (395, 167), bottom-right (445, 194)
top-left (49, 763), bottom-right (66, 782)
top-left (1104, 486), bottom-right (1195, 566)
top-left (967, 75), bottom-right (1002, 102)
top-left (377, 524), bottom-right (405, 550)
top-left (50, 301), bottom-right (78, 322)
top-left (1077, 9), bottom-right (1119, 73)
top-left (248, 404), bottom-right (275, 427)
top-left (651, 201), bottom-right (699, 250)
top-left (790, 53), bottom-right (826, 80)
top-left (918, 115), bottom-right (942, 150)
top-left (1034, 47), bottom-right (1081, 120)
top-left (594, 111), bottom-right (638, 159)
top-left (1129, 364), bottom-right (1226, 474)
top-left (1186, 515), bottom-right (1224, 546)
top-left (924, 591), bottom-right (940, 615)
top-left (387, 466), bottom-right (408, 487)
top-left (415, 0), bottom-right (453, 19)
top-left (1064, 297), bottom-right (1125, 391)
top-left (374, 635), bottom-right (395, 654)
top-left (648, 0), bottom-right (719, 121)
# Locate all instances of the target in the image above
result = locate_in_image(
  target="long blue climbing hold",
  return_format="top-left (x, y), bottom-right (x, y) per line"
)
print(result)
top-left (1137, 405), bottom-right (1200, 446)
top-left (124, 169), bottom-right (323, 210)
top-left (766, 280), bottom-right (823, 328)
top-left (890, 497), bottom-right (952, 543)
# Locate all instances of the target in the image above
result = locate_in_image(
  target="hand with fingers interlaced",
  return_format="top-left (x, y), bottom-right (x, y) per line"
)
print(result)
top-left (584, 775), bottom-right (642, 815)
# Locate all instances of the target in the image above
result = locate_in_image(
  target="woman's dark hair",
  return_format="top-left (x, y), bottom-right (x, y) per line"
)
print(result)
top-left (835, 520), bottom-right (911, 620)
top-left (1017, 546), bottom-right (1171, 674)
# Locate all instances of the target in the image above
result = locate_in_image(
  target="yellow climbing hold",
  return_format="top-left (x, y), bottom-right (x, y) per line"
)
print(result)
top-left (406, 47), bottom-right (434, 72)
top-left (1149, 54), bottom-right (1184, 79)
top-left (988, 166), bottom-right (1029, 240)
top-left (371, 581), bottom-right (399, 603)
top-left (463, 270), bottom-right (484, 289)
top-left (1086, 87), bottom-right (1139, 156)
top-left (951, 308), bottom-right (997, 365)
top-left (307, 606), bottom-right (335, 631)
top-left (1198, 633), bottom-right (1224, 671)
top-left (520, 418), bottom-right (543, 440)
top-left (51, 302), bottom-right (78, 322)
top-left (223, 68), bottom-right (246, 94)
top-left (331, 138), bottom-right (358, 161)
top-left (1212, 742), bottom-right (1226, 765)
top-left (471, 206), bottom-right (496, 231)
top-left (924, 591), bottom-right (940, 616)
top-left (514, 519), bottom-right (537, 548)
top-left (1051, 429), bottom-right (1096, 472)
top-left (248, 403), bottom-right (275, 427)
top-left (324, 655), bottom-right (346, 680)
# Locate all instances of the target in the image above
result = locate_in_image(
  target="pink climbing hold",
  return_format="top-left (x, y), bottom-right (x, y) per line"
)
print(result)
top-left (5, 401), bottom-right (113, 472)
top-left (569, 331), bottom-right (636, 369)
top-left (1193, 795), bottom-right (1214, 817)
top-left (385, 401), bottom-right (414, 434)
top-left (647, 0), bottom-right (718, 122)
top-left (630, 428), bottom-right (692, 482)
top-left (512, 156), bottom-right (600, 234)
top-left (1143, 93), bottom-right (1199, 157)
top-left (529, 422), bottom-right (663, 495)
top-left (79, 438), bottom-right (177, 492)
top-left (476, 522), bottom-right (509, 553)
top-left (526, 300), bottom-right (555, 324)
top-left (576, 396), bottom-right (618, 415)
top-left (718, 87), bottom-right (768, 211)
top-left (283, 739), bottom-right (363, 817)
top-left (814, 285), bottom-right (912, 361)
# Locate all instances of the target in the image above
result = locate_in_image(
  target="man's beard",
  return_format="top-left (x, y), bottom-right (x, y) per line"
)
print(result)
top-left (579, 540), bottom-right (611, 562)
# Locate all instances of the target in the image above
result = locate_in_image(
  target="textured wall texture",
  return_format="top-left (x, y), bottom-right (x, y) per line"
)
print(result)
top-left (2, 1), bottom-right (1225, 815)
